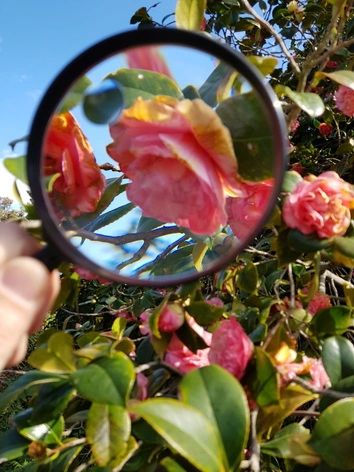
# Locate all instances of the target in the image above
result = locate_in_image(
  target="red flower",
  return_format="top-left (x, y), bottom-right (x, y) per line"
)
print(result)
top-left (307, 292), bottom-right (332, 316)
top-left (325, 60), bottom-right (338, 69)
top-left (44, 113), bottom-right (105, 216)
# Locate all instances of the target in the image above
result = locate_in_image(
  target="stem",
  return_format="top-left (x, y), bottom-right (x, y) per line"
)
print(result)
top-left (294, 376), bottom-right (354, 399)
top-left (240, 0), bottom-right (300, 74)
top-left (288, 263), bottom-right (296, 309)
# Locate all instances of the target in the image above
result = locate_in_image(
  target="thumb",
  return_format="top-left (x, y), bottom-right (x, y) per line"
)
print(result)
top-left (0, 257), bottom-right (54, 370)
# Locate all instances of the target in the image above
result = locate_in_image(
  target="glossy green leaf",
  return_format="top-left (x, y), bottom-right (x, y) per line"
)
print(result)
top-left (310, 398), bottom-right (354, 470)
top-left (19, 416), bottom-right (64, 445)
top-left (175, 0), bottom-right (207, 30)
top-left (237, 263), bottom-right (259, 294)
top-left (180, 365), bottom-right (249, 469)
top-left (59, 75), bottom-right (92, 112)
top-left (3, 155), bottom-right (27, 183)
top-left (311, 306), bottom-right (353, 338)
top-left (87, 403), bottom-right (130, 467)
top-left (199, 62), bottom-right (236, 107)
top-left (31, 382), bottom-right (74, 423)
top-left (287, 229), bottom-right (332, 253)
top-left (276, 85), bottom-right (325, 117)
top-left (160, 457), bottom-right (188, 472)
top-left (83, 78), bottom-right (124, 124)
top-left (333, 237), bottom-right (354, 259)
top-left (248, 56), bottom-right (278, 76)
top-left (257, 385), bottom-right (316, 436)
top-left (130, 398), bottom-right (226, 472)
top-left (71, 353), bottom-right (135, 405)
top-left (186, 300), bottom-right (224, 326)
top-left (0, 429), bottom-right (29, 461)
top-left (252, 347), bottom-right (280, 407)
top-left (319, 70), bottom-right (354, 90)
top-left (28, 332), bottom-right (76, 373)
top-left (84, 203), bottom-right (135, 233)
top-left (322, 336), bottom-right (354, 384)
top-left (216, 93), bottom-right (275, 181)
top-left (261, 423), bottom-right (311, 458)
top-left (0, 371), bottom-right (63, 412)
top-left (107, 68), bottom-right (182, 107)
top-left (111, 317), bottom-right (127, 340)
top-left (44, 444), bottom-right (83, 472)
top-left (282, 170), bottom-right (302, 192)
top-left (319, 375), bottom-right (354, 411)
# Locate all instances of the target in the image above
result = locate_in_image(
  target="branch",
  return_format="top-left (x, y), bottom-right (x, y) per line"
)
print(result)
top-left (293, 376), bottom-right (354, 399)
top-left (240, 0), bottom-right (300, 74)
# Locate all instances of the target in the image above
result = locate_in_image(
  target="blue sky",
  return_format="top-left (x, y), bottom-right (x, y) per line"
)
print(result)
top-left (0, 0), bottom-right (176, 196)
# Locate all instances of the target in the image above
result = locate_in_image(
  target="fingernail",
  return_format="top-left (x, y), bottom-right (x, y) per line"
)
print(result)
top-left (0, 257), bottom-right (50, 303)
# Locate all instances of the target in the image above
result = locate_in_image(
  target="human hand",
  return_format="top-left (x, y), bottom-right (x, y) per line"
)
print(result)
top-left (0, 222), bottom-right (60, 370)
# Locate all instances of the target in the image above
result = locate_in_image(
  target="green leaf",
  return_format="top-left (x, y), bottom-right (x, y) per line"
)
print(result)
top-left (199, 62), bottom-right (236, 107)
top-left (311, 306), bottom-right (353, 338)
top-left (175, 0), bottom-right (207, 30)
top-left (287, 229), bottom-right (332, 253)
top-left (107, 68), bottom-right (182, 107)
top-left (318, 70), bottom-right (354, 90)
top-left (322, 336), bottom-right (354, 385)
top-left (83, 78), bottom-right (124, 124)
top-left (257, 385), bottom-right (316, 436)
top-left (160, 457), bottom-right (188, 472)
top-left (19, 416), bottom-right (64, 446)
top-left (276, 85), bottom-right (325, 117)
top-left (44, 444), bottom-right (83, 472)
top-left (28, 332), bottom-right (76, 373)
top-left (59, 75), bottom-right (92, 112)
top-left (180, 365), bottom-right (249, 469)
top-left (84, 203), bottom-right (135, 233)
top-left (59, 75), bottom-right (92, 113)
top-left (282, 170), bottom-right (303, 192)
top-left (0, 371), bottom-right (63, 412)
top-left (333, 237), bottom-right (354, 259)
top-left (192, 241), bottom-right (208, 271)
top-left (71, 353), bottom-right (135, 405)
top-left (252, 347), bottom-right (280, 407)
top-left (320, 375), bottom-right (354, 411)
top-left (216, 93), bottom-right (275, 181)
top-left (111, 317), bottom-right (127, 340)
top-left (186, 300), bottom-right (224, 327)
top-left (31, 382), bottom-right (74, 423)
top-left (237, 263), bottom-right (259, 294)
top-left (3, 155), bottom-right (27, 183)
top-left (87, 403), bottom-right (130, 467)
top-left (130, 398), bottom-right (226, 472)
top-left (276, 229), bottom-right (303, 265)
top-left (248, 56), bottom-right (278, 76)
top-left (136, 215), bottom-right (163, 232)
top-left (261, 423), bottom-right (310, 458)
top-left (0, 429), bottom-right (29, 461)
top-left (310, 398), bottom-right (354, 470)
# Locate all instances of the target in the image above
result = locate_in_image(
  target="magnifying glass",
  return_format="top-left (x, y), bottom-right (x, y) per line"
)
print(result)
top-left (27, 28), bottom-right (288, 287)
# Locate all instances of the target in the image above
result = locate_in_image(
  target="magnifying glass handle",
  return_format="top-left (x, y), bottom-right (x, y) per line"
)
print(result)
top-left (35, 245), bottom-right (62, 271)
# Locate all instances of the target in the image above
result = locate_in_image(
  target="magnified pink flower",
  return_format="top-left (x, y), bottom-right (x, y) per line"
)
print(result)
top-left (226, 178), bottom-right (274, 239)
top-left (126, 46), bottom-right (173, 78)
top-left (277, 356), bottom-right (330, 390)
top-left (334, 85), bottom-right (354, 117)
top-left (283, 171), bottom-right (354, 238)
top-left (44, 112), bottom-right (105, 216)
top-left (307, 292), bottom-right (332, 316)
top-left (208, 317), bottom-right (253, 380)
top-left (107, 96), bottom-right (240, 235)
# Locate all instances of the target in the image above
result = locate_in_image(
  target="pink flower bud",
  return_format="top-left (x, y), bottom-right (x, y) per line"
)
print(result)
top-left (158, 304), bottom-right (185, 333)
top-left (318, 123), bottom-right (333, 136)
top-left (307, 292), bottom-right (332, 316)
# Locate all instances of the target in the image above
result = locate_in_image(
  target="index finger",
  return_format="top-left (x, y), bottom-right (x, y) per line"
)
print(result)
top-left (0, 222), bottom-right (40, 265)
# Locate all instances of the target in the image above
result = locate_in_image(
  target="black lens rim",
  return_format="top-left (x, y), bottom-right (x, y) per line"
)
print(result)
top-left (27, 27), bottom-right (288, 287)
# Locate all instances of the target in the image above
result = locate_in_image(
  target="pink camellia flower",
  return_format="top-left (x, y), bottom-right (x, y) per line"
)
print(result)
top-left (207, 296), bottom-right (224, 308)
top-left (208, 317), bottom-right (254, 380)
top-left (226, 178), bottom-right (274, 239)
top-left (126, 46), bottom-right (173, 78)
top-left (159, 303), bottom-right (185, 333)
top-left (107, 96), bottom-right (240, 235)
top-left (307, 292), bottom-right (332, 316)
top-left (334, 85), bottom-right (354, 117)
top-left (139, 303), bottom-right (185, 335)
top-left (44, 112), bottom-right (105, 217)
top-left (75, 267), bottom-right (111, 285)
top-left (277, 356), bottom-right (330, 390)
top-left (283, 171), bottom-right (354, 238)
top-left (164, 318), bottom-right (212, 374)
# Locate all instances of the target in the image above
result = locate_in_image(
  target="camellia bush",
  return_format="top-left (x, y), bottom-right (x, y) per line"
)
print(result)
top-left (1, 0), bottom-right (354, 471)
